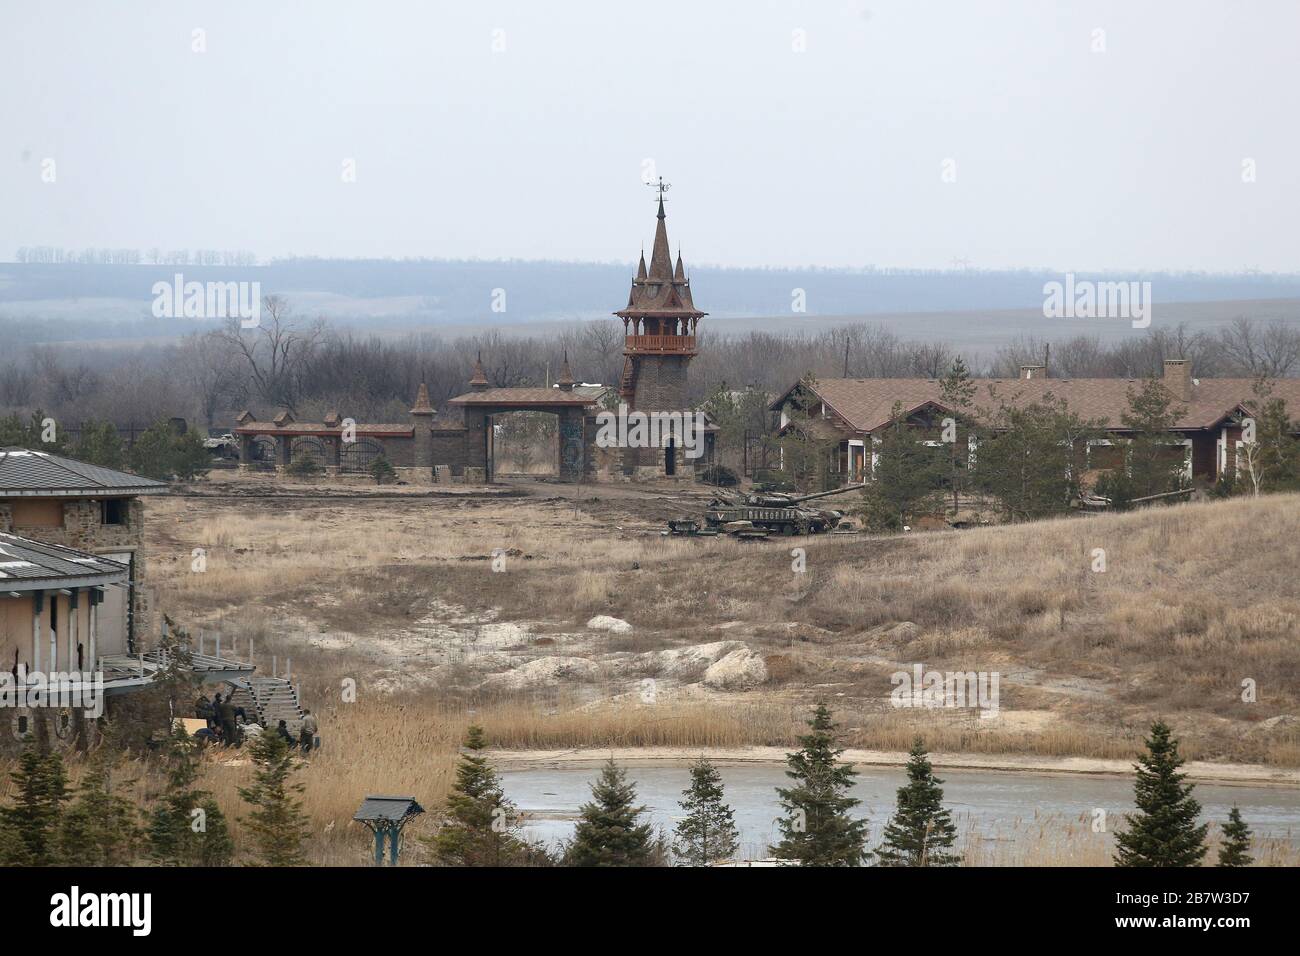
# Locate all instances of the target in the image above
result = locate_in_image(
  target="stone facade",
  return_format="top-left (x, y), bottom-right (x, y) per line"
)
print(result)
top-left (0, 496), bottom-right (151, 650)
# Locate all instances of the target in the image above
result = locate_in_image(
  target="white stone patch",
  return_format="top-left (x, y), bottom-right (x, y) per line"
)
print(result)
top-left (703, 647), bottom-right (769, 690)
top-left (586, 615), bottom-right (632, 633)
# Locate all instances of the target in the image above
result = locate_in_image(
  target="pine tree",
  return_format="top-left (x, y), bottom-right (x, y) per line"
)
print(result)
top-left (147, 726), bottom-right (234, 866)
top-left (56, 749), bottom-right (141, 866)
top-left (239, 728), bottom-right (309, 866)
top-left (1119, 379), bottom-right (1187, 501)
top-left (1113, 721), bottom-right (1208, 867)
top-left (859, 402), bottom-right (945, 531)
top-left (72, 420), bottom-right (127, 470)
top-left (975, 390), bottom-right (1098, 521)
top-left (0, 739), bottom-right (69, 865)
top-left (427, 725), bottom-right (541, 866)
top-left (770, 703), bottom-right (869, 866)
top-left (875, 738), bottom-right (960, 866)
top-left (939, 357), bottom-right (978, 514)
top-left (369, 456), bottom-right (397, 485)
top-left (673, 757), bottom-right (740, 866)
top-left (564, 759), bottom-right (655, 867)
top-left (129, 419), bottom-right (180, 480)
top-left (171, 428), bottom-right (212, 481)
top-left (1216, 807), bottom-right (1253, 867)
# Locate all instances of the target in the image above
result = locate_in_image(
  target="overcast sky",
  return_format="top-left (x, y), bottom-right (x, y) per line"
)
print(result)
top-left (2, 0), bottom-right (1296, 271)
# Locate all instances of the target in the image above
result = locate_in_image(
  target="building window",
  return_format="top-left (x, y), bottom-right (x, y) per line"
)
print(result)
top-left (101, 499), bottom-right (129, 526)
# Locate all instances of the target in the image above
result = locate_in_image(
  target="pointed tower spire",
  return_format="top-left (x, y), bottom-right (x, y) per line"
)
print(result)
top-left (636, 247), bottom-right (647, 280)
top-left (648, 198), bottom-right (673, 280)
top-left (409, 380), bottom-right (434, 415)
top-left (469, 351), bottom-right (488, 390)
top-left (674, 247), bottom-right (685, 282)
top-left (557, 350), bottom-right (575, 391)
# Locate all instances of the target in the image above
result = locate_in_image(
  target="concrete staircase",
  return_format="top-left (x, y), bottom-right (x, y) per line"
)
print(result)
top-left (226, 677), bottom-right (304, 734)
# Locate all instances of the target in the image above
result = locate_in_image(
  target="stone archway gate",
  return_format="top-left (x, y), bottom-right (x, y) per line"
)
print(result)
top-left (446, 387), bottom-right (598, 483)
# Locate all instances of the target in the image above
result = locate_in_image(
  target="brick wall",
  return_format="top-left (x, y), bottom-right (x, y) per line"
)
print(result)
top-left (631, 355), bottom-right (691, 412)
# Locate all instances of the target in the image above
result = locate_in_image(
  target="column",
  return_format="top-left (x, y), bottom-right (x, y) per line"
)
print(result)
top-left (89, 591), bottom-right (98, 672)
top-left (31, 590), bottom-right (43, 674)
top-left (69, 590), bottom-right (79, 673)
top-left (49, 593), bottom-right (58, 673)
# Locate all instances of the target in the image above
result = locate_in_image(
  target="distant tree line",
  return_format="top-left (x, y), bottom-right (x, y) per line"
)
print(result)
top-left (0, 294), bottom-right (1296, 440)
top-left (14, 247), bottom-right (258, 266)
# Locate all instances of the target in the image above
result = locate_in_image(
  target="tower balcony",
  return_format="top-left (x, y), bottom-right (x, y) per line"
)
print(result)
top-left (624, 334), bottom-right (697, 354)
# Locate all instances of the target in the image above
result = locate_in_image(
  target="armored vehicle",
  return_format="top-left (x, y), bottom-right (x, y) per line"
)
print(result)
top-left (670, 483), bottom-right (867, 537)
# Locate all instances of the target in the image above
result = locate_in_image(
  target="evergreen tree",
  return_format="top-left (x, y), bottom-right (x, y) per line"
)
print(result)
top-left (1113, 721), bottom-right (1208, 867)
top-left (0, 739), bottom-right (69, 865)
top-left (673, 757), bottom-right (740, 866)
top-left (427, 726), bottom-right (541, 866)
top-left (171, 428), bottom-right (212, 481)
top-left (1216, 807), bottom-right (1253, 867)
top-left (974, 390), bottom-right (1098, 521)
top-left (770, 703), bottom-right (869, 866)
top-left (938, 357), bottom-right (978, 514)
top-left (129, 419), bottom-right (181, 480)
top-left (239, 728), bottom-right (310, 865)
top-left (859, 402), bottom-right (945, 530)
top-left (564, 759), bottom-right (655, 867)
top-left (0, 409), bottom-right (66, 452)
top-left (285, 453), bottom-right (321, 478)
top-left (1118, 379), bottom-right (1187, 502)
top-left (56, 748), bottom-right (141, 865)
top-left (1240, 380), bottom-right (1299, 496)
top-left (875, 738), bottom-right (960, 866)
top-left (369, 456), bottom-right (397, 485)
top-left (147, 726), bottom-right (234, 866)
top-left (71, 420), bottom-right (127, 470)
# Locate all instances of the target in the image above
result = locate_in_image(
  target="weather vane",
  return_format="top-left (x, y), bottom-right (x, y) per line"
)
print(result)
top-left (646, 176), bottom-right (671, 200)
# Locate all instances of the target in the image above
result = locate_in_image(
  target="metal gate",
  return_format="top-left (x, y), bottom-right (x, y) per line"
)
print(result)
top-left (341, 439), bottom-right (384, 473)
top-left (291, 437), bottom-right (327, 466)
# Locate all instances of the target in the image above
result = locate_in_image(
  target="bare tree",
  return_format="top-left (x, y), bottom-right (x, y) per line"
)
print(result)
top-left (214, 295), bottom-right (326, 413)
top-left (1218, 318), bottom-right (1300, 378)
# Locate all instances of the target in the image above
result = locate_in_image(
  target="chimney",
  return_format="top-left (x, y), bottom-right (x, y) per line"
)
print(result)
top-left (1163, 359), bottom-right (1191, 402)
top-left (1020, 365), bottom-right (1046, 380)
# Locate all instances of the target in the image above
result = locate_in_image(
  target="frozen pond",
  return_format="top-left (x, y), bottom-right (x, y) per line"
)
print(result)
top-left (500, 764), bottom-right (1300, 864)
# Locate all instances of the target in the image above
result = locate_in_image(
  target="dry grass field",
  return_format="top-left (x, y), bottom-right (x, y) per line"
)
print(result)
top-left (22, 474), bottom-right (1296, 865)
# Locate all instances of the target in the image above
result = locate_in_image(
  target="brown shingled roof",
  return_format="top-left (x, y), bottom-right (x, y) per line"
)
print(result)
top-left (447, 388), bottom-right (596, 406)
top-left (615, 198), bottom-right (705, 320)
top-left (777, 377), bottom-right (1300, 434)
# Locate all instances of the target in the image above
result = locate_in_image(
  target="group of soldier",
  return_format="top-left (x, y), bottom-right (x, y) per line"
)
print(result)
top-left (194, 691), bottom-right (319, 752)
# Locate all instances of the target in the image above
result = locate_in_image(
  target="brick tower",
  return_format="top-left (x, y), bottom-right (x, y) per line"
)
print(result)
top-left (614, 182), bottom-right (706, 478)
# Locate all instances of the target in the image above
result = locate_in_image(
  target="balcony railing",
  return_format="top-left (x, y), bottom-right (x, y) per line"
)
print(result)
top-left (625, 334), bottom-right (696, 352)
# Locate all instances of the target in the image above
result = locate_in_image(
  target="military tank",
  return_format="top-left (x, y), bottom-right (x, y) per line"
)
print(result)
top-left (669, 483), bottom-right (868, 538)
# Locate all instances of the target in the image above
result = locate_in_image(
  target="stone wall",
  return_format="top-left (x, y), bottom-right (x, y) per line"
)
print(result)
top-left (0, 496), bottom-right (152, 646)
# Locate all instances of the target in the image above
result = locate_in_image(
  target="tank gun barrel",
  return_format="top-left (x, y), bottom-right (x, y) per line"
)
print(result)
top-left (789, 482), bottom-right (868, 504)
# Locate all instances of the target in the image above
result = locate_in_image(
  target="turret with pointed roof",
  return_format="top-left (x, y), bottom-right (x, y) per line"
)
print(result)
top-left (614, 187), bottom-right (707, 415)
top-left (616, 193), bottom-right (706, 331)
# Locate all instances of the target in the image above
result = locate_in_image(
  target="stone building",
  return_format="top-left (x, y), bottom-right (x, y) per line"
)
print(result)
top-left (614, 189), bottom-right (707, 479)
top-left (0, 447), bottom-right (169, 656)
